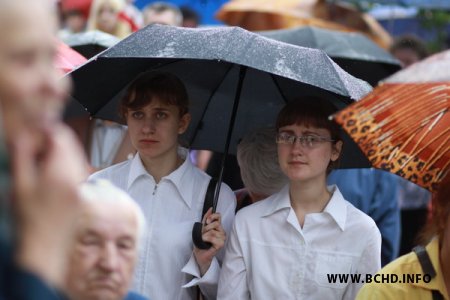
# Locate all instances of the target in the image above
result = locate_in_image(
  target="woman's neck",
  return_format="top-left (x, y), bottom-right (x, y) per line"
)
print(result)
top-left (139, 149), bottom-right (184, 183)
top-left (289, 178), bottom-right (332, 227)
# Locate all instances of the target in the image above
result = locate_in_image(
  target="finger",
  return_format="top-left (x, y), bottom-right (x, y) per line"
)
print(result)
top-left (43, 125), bottom-right (88, 183)
top-left (202, 229), bottom-right (225, 241)
top-left (202, 220), bottom-right (223, 233)
top-left (11, 130), bottom-right (37, 199)
top-left (205, 212), bottom-right (221, 225)
top-left (202, 207), bottom-right (213, 225)
top-left (201, 231), bottom-right (226, 250)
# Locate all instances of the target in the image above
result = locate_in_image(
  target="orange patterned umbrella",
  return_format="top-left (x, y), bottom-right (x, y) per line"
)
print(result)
top-left (333, 50), bottom-right (450, 192)
top-left (215, 0), bottom-right (392, 49)
top-left (216, 0), bottom-right (351, 30)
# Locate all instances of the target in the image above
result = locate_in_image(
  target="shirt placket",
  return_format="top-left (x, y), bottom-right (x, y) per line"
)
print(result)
top-left (142, 178), bottom-right (157, 296)
top-left (287, 210), bottom-right (308, 298)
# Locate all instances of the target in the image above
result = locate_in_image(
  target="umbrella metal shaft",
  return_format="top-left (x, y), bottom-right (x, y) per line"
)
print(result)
top-left (212, 66), bottom-right (247, 213)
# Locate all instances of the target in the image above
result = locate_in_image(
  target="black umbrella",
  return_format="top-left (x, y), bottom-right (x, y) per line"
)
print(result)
top-left (62, 31), bottom-right (120, 119)
top-left (70, 25), bottom-right (371, 155)
top-left (59, 28), bottom-right (152, 119)
top-left (69, 24), bottom-right (372, 247)
top-left (259, 26), bottom-right (401, 86)
top-left (62, 30), bottom-right (120, 59)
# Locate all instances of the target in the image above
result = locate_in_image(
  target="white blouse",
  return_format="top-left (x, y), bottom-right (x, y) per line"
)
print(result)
top-left (89, 149), bottom-right (236, 300)
top-left (218, 185), bottom-right (381, 300)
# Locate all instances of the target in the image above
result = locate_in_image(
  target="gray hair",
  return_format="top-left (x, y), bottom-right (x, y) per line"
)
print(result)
top-left (237, 127), bottom-right (287, 197)
top-left (143, 1), bottom-right (183, 26)
top-left (79, 179), bottom-right (146, 249)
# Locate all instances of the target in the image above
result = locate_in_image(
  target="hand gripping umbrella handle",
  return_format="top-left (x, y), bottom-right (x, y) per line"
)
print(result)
top-left (192, 178), bottom-right (218, 250)
top-left (192, 66), bottom-right (248, 251)
top-left (192, 222), bottom-right (212, 249)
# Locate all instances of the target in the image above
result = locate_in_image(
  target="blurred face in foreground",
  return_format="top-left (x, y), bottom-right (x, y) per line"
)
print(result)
top-left (65, 200), bottom-right (139, 300)
top-left (0, 0), bottom-right (68, 142)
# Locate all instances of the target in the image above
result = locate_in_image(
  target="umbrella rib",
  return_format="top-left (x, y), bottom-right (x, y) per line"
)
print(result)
top-left (188, 64), bottom-right (235, 147)
top-left (438, 161), bottom-right (450, 181)
top-left (213, 66), bottom-right (248, 213)
top-left (426, 135), bottom-right (450, 170)
top-left (150, 58), bottom-right (186, 71)
top-left (375, 109), bottom-right (445, 146)
top-left (399, 129), bottom-right (449, 169)
top-left (270, 74), bottom-right (289, 104)
top-left (379, 96), bottom-right (446, 134)
top-left (397, 111), bottom-right (446, 162)
top-left (414, 128), bottom-right (449, 161)
top-left (367, 86), bottom-right (448, 145)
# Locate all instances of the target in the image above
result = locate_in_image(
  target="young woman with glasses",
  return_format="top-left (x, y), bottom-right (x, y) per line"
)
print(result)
top-left (218, 97), bottom-right (381, 300)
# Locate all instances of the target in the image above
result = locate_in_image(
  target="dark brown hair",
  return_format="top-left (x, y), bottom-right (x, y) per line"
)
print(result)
top-left (119, 71), bottom-right (189, 120)
top-left (390, 34), bottom-right (428, 60)
top-left (418, 170), bottom-right (450, 245)
top-left (276, 96), bottom-right (342, 173)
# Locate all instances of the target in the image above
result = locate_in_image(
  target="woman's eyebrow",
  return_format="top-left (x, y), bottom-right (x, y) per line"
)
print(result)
top-left (279, 129), bottom-right (324, 135)
top-left (301, 130), bottom-right (323, 135)
top-left (279, 129), bottom-right (296, 134)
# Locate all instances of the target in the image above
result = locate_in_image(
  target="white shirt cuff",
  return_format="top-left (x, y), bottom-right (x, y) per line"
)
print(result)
top-left (181, 253), bottom-right (220, 288)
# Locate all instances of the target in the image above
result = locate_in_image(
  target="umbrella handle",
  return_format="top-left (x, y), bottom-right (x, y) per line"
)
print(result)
top-left (191, 66), bottom-right (248, 251)
top-left (192, 222), bottom-right (212, 249)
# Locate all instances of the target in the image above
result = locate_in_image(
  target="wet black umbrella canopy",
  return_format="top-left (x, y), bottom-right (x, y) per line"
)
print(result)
top-left (258, 26), bottom-right (401, 86)
top-left (69, 24), bottom-right (371, 159)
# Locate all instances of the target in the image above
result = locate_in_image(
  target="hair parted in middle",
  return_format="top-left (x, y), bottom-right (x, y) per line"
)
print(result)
top-left (119, 70), bottom-right (189, 121)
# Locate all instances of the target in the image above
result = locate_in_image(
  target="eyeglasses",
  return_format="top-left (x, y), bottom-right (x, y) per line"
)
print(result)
top-left (276, 132), bottom-right (335, 148)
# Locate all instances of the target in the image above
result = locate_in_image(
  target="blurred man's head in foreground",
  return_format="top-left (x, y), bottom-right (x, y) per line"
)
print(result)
top-left (65, 180), bottom-right (145, 300)
top-left (0, 0), bottom-right (68, 143)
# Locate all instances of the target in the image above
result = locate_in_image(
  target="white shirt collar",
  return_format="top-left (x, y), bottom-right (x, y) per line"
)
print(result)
top-left (263, 184), bottom-right (348, 231)
top-left (323, 185), bottom-right (348, 231)
top-left (263, 184), bottom-right (291, 216)
top-left (128, 153), bottom-right (150, 188)
top-left (127, 148), bottom-right (195, 208)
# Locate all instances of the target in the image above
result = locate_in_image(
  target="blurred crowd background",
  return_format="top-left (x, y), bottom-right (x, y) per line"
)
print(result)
top-left (57, 0), bottom-right (450, 51)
